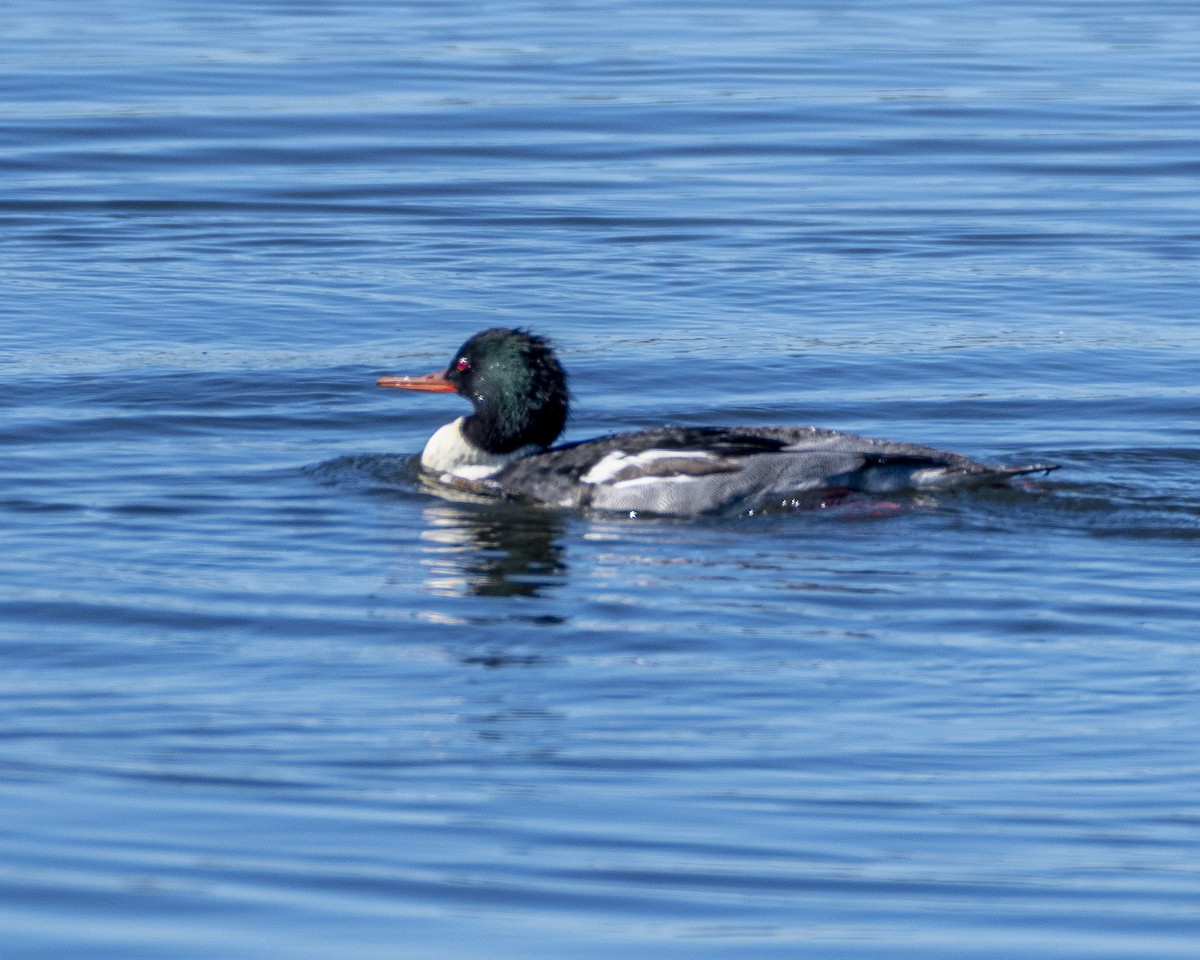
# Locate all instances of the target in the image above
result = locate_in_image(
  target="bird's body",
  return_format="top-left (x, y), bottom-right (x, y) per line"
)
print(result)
top-left (378, 328), bottom-right (1056, 517)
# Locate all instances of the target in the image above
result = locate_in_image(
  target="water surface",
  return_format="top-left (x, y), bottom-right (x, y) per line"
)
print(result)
top-left (2, 1), bottom-right (1199, 957)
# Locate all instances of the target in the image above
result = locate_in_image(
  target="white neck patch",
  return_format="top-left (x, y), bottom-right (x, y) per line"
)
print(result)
top-left (421, 417), bottom-right (542, 480)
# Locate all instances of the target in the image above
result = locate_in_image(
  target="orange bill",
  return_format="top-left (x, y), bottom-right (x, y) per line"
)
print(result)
top-left (376, 371), bottom-right (456, 393)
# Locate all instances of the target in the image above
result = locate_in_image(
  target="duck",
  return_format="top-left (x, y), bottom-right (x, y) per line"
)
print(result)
top-left (377, 327), bottom-right (1057, 517)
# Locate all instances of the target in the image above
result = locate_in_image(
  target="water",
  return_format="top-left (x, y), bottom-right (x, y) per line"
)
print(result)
top-left (2, 1), bottom-right (1198, 957)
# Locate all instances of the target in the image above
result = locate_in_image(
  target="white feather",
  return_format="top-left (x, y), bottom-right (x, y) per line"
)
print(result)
top-left (580, 449), bottom-right (718, 486)
top-left (421, 417), bottom-right (541, 479)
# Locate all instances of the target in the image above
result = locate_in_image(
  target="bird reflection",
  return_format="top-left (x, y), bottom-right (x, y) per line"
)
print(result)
top-left (418, 500), bottom-right (567, 598)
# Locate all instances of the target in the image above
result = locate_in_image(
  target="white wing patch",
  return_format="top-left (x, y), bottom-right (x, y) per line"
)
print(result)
top-left (581, 449), bottom-right (739, 487)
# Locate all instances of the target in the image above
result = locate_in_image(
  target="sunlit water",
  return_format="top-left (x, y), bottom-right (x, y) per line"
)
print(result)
top-left (2, 2), bottom-right (1198, 957)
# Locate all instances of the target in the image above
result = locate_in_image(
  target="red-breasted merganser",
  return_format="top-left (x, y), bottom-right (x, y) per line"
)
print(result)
top-left (377, 328), bottom-right (1057, 516)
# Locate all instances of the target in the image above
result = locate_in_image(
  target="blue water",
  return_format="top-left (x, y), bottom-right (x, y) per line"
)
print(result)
top-left (2, 2), bottom-right (1199, 957)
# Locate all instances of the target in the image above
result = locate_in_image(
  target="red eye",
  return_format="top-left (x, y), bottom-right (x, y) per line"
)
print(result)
top-left (455, 357), bottom-right (470, 372)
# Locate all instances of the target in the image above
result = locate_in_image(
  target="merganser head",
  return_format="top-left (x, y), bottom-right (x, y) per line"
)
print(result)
top-left (378, 327), bottom-right (570, 454)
